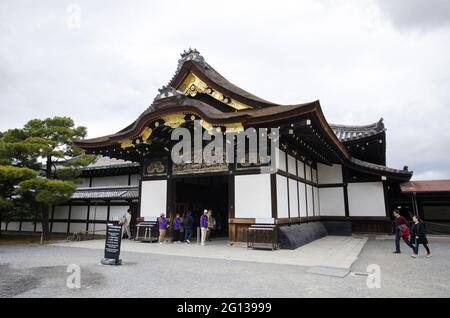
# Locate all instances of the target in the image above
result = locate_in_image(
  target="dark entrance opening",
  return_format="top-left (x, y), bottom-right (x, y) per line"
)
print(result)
top-left (174, 175), bottom-right (229, 239)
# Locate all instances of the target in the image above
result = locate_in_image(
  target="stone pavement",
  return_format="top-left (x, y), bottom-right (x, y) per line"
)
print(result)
top-left (51, 235), bottom-right (368, 269)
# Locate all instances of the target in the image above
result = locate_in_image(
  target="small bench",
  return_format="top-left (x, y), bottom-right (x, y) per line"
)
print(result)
top-left (247, 225), bottom-right (279, 251)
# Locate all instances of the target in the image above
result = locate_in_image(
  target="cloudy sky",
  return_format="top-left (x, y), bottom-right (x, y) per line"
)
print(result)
top-left (1, 0), bottom-right (449, 180)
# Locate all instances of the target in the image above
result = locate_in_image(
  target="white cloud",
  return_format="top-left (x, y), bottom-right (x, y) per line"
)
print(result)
top-left (0, 0), bottom-right (449, 179)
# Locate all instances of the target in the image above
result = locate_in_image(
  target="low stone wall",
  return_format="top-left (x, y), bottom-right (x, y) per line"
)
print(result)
top-left (278, 222), bottom-right (328, 250)
top-left (322, 221), bottom-right (352, 236)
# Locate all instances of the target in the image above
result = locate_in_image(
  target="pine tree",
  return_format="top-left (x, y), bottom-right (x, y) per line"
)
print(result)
top-left (0, 117), bottom-right (95, 238)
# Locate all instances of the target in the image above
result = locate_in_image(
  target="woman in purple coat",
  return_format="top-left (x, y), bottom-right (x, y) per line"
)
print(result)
top-left (172, 213), bottom-right (182, 243)
top-left (200, 209), bottom-right (209, 246)
top-left (158, 213), bottom-right (167, 244)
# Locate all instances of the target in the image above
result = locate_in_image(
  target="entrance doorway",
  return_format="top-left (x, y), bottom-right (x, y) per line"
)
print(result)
top-left (173, 175), bottom-right (229, 239)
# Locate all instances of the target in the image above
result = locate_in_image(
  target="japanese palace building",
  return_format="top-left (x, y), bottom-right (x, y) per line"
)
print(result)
top-left (3, 49), bottom-right (421, 241)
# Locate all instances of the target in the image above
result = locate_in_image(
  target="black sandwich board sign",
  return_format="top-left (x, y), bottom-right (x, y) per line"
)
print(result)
top-left (101, 223), bottom-right (122, 265)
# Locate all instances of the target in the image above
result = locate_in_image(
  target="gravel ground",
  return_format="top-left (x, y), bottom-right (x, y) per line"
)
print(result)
top-left (0, 238), bottom-right (449, 298)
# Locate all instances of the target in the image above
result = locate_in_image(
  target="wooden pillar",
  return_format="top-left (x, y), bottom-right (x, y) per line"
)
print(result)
top-left (270, 174), bottom-right (278, 219)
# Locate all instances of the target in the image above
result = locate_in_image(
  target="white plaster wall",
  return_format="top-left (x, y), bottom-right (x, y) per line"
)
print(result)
top-left (307, 185), bottom-right (314, 216)
top-left (35, 223), bottom-right (42, 232)
top-left (52, 222), bottom-right (68, 233)
top-left (91, 175), bottom-right (129, 187)
top-left (78, 178), bottom-right (90, 188)
top-left (89, 205), bottom-right (108, 221)
top-left (287, 155), bottom-right (297, 176)
top-left (109, 206), bottom-right (128, 221)
top-left (276, 175), bottom-right (289, 218)
top-left (298, 182), bottom-right (307, 217)
top-left (53, 206), bottom-right (69, 219)
top-left (70, 206), bottom-right (88, 220)
top-left (276, 149), bottom-right (286, 172)
top-left (1, 222), bottom-right (6, 230)
top-left (88, 223), bottom-right (107, 234)
top-left (140, 180), bottom-right (167, 218)
top-left (319, 187), bottom-right (345, 216)
top-left (7, 222), bottom-right (20, 231)
top-left (305, 164), bottom-right (312, 181)
top-left (69, 222), bottom-right (86, 233)
top-left (289, 179), bottom-right (299, 217)
top-left (130, 174), bottom-right (140, 185)
top-left (348, 182), bottom-right (386, 217)
top-left (21, 222), bottom-right (35, 232)
top-left (7, 222), bottom-right (19, 231)
top-left (297, 160), bottom-right (305, 179)
top-left (312, 169), bottom-right (318, 184)
top-left (317, 164), bottom-right (343, 184)
top-left (314, 186), bottom-right (320, 216)
top-left (235, 174), bottom-right (272, 218)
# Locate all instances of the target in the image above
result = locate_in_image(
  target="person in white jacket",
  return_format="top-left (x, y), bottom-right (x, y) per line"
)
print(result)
top-left (121, 209), bottom-right (133, 240)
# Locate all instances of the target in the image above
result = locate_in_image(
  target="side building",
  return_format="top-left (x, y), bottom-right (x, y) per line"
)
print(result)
top-left (1, 157), bottom-right (140, 235)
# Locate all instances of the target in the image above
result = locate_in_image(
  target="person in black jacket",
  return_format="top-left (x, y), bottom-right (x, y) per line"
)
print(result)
top-left (411, 215), bottom-right (432, 258)
top-left (183, 210), bottom-right (194, 244)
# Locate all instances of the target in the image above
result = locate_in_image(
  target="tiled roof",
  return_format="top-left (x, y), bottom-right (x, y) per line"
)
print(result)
top-left (83, 156), bottom-right (140, 170)
top-left (400, 180), bottom-right (450, 193)
top-left (350, 157), bottom-right (411, 177)
top-left (71, 185), bottom-right (139, 200)
top-left (330, 119), bottom-right (385, 142)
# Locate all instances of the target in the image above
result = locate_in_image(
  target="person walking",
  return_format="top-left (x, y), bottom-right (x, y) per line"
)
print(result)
top-left (183, 210), bottom-right (194, 244)
top-left (411, 215), bottom-right (432, 258)
top-left (172, 213), bottom-right (182, 243)
top-left (200, 209), bottom-right (209, 246)
top-left (158, 213), bottom-right (168, 244)
top-left (393, 210), bottom-right (413, 254)
top-left (121, 209), bottom-right (133, 240)
top-left (206, 209), bottom-right (214, 241)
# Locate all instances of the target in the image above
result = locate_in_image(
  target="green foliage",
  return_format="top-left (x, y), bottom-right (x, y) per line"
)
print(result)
top-left (0, 165), bottom-right (38, 223)
top-left (0, 116), bottom-right (95, 234)
top-left (17, 178), bottom-right (77, 206)
top-left (0, 165), bottom-right (37, 201)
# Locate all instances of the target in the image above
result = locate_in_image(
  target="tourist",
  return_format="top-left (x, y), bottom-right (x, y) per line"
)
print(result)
top-left (179, 213), bottom-right (184, 238)
top-left (200, 209), bottom-right (209, 246)
top-left (172, 213), bottom-right (182, 243)
top-left (411, 215), bottom-right (432, 258)
top-left (393, 210), bottom-right (413, 253)
top-left (120, 209), bottom-right (132, 240)
top-left (158, 213), bottom-right (168, 244)
top-left (207, 209), bottom-right (214, 241)
top-left (183, 210), bottom-right (194, 244)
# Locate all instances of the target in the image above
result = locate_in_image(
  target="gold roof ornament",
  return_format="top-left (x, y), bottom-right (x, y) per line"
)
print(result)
top-left (224, 123), bottom-right (244, 133)
top-left (161, 113), bottom-right (186, 129)
top-left (177, 72), bottom-right (252, 111)
top-left (200, 119), bottom-right (213, 131)
top-left (140, 127), bottom-right (153, 142)
top-left (119, 138), bottom-right (134, 149)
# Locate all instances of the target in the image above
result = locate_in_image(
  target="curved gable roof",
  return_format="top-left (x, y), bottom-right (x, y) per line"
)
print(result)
top-left (169, 49), bottom-right (276, 109)
top-left (74, 49), bottom-right (412, 181)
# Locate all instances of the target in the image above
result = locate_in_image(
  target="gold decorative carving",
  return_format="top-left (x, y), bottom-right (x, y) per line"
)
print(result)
top-left (161, 113), bottom-right (186, 129)
top-left (177, 72), bottom-right (252, 110)
top-left (200, 119), bottom-right (213, 131)
top-left (119, 139), bottom-right (134, 149)
top-left (224, 123), bottom-right (244, 133)
top-left (145, 160), bottom-right (166, 175)
top-left (140, 127), bottom-right (153, 142)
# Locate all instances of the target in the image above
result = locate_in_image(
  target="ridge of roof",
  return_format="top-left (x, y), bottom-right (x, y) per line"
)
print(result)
top-left (168, 48), bottom-right (276, 108)
top-left (350, 157), bottom-right (412, 178)
top-left (330, 118), bottom-right (385, 142)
